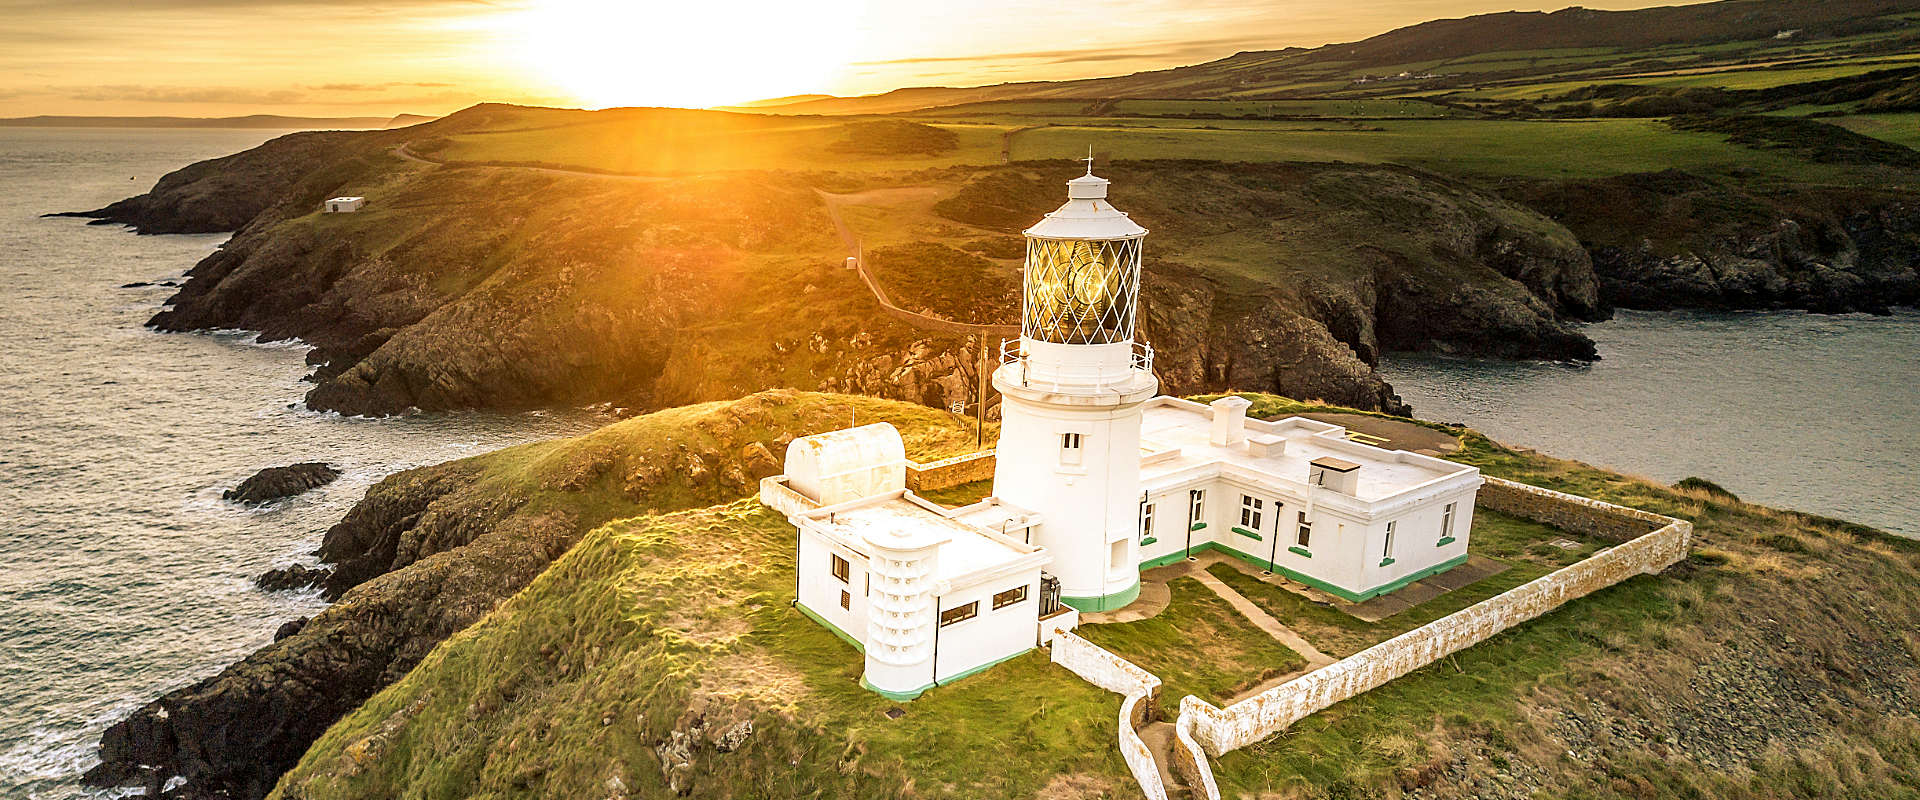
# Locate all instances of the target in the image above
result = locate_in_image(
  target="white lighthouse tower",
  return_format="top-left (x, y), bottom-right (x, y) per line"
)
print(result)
top-left (990, 160), bottom-right (1157, 612)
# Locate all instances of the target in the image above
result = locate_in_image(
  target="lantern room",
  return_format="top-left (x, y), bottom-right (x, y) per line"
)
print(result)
top-left (1021, 169), bottom-right (1147, 346)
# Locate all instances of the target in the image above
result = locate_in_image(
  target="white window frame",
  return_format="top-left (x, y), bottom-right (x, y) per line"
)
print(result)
top-left (1239, 494), bottom-right (1263, 530)
top-left (1189, 489), bottom-right (1205, 526)
top-left (1383, 520), bottom-right (1396, 558)
top-left (1059, 431), bottom-right (1084, 465)
top-left (1296, 511), bottom-right (1312, 548)
top-left (1139, 502), bottom-right (1155, 541)
top-left (1441, 502), bottom-right (1456, 540)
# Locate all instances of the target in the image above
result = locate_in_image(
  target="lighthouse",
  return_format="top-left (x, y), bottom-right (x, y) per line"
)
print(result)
top-left (990, 160), bottom-right (1157, 612)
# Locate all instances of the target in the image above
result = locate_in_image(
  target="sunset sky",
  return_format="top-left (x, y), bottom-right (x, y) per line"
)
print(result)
top-left (1, 0), bottom-right (1709, 118)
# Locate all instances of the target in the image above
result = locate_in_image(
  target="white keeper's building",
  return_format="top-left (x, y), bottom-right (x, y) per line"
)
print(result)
top-left (761, 166), bottom-right (1483, 700)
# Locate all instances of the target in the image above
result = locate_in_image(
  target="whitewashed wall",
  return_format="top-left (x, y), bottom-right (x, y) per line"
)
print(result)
top-left (1174, 480), bottom-right (1692, 798)
top-left (1051, 632), bottom-right (1168, 800)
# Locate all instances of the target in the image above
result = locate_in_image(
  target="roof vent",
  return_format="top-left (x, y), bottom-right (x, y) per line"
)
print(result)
top-left (1309, 456), bottom-right (1360, 495)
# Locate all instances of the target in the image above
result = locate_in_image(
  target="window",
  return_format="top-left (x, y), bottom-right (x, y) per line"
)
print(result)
top-left (830, 553), bottom-right (850, 583)
top-left (1312, 468), bottom-right (1327, 486)
top-left (1189, 489), bottom-right (1205, 526)
top-left (839, 590), bottom-right (850, 610)
top-left (1139, 502), bottom-right (1156, 542)
top-left (1440, 502), bottom-right (1456, 539)
top-left (1110, 539), bottom-right (1127, 569)
top-left (1296, 511), bottom-right (1312, 548)
top-left (992, 585), bottom-right (1029, 610)
top-left (939, 601), bottom-right (978, 627)
top-left (1383, 520), bottom-right (1397, 558)
top-left (1060, 432), bottom-right (1083, 465)
top-left (1239, 495), bottom-right (1264, 529)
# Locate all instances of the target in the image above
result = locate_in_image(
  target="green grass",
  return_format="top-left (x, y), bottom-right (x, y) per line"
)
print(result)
top-left (1203, 510), bottom-right (1597, 658)
top-left (275, 501), bottom-right (1130, 800)
top-left (1009, 118), bottom-right (1869, 181)
top-left (1078, 577), bottom-right (1305, 705)
top-left (917, 478), bottom-right (993, 508)
top-left (424, 109), bottom-right (1007, 174)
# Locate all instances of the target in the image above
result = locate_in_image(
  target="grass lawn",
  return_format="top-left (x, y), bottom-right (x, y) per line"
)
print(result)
top-left (1078, 577), bottom-right (1305, 705)
top-left (422, 110), bottom-right (1007, 174)
top-left (917, 478), bottom-right (993, 508)
top-left (1007, 118), bottom-right (1866, 182)
top-left (1204, 509), bottom-right (1602, 658)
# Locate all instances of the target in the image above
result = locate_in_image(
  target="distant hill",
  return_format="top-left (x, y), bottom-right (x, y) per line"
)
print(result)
top-left (722, 94), bottom-right (839, 109)
top-left (0, 113), bottom-right (436, 130)
top-left (1308, 0), bottom-right (1916, 67)
top-left (763, 0), bottom-right (1920, 115)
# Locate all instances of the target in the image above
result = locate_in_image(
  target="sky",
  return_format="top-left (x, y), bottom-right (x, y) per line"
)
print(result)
top-left (0, 0), bottom-right (1711, 118)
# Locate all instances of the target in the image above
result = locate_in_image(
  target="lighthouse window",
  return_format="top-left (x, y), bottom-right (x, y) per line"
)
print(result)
top-left (1139, 502), bottom-right (1155, 541)
top-left (830, 553), bottom-right (850, 583)
top-left (1189, 490), bottom-right (1205, 527)
top-left (1239, 495), bottom-right (1264, 529)
top-left (992, 585), bottom-right (1028, 610)
top-left (1384, 521), bottom-right (1397, 558)
top-left (1296, 511), bottom-right (1312, 548)
top-left (1440, 502), bottom-right (1457, 540)
top-left (1060, 432), bottom-right (1083, 465)
top-left (939, 601), bottom-right (978, 627)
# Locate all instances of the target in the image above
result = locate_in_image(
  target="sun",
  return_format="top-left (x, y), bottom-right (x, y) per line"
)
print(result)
top-left (512, 0), bottom-right (857, 109)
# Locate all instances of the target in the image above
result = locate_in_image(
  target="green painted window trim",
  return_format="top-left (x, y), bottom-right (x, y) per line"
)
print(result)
top-left (1139, 536), bottom-right (1158, 546)
top-left (1287, 546), bottom-right (1312, 558)
top-left (1379, 556), bottom-right (1396, 566)
top-left (1190, 522), bottom-right (1208, 532)
top-left (1436, 536), bottom-right (1457, 546)
top-left (1231, 526), bottom-right (1262, 541)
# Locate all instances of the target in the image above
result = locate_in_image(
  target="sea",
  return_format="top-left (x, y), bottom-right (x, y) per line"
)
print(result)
top-left (0, 128), bottom-right (601, 799)
top-left (2, 129), bottom-right (1917, 800)
top-left (1382, 308), bottom-right (1920, 539)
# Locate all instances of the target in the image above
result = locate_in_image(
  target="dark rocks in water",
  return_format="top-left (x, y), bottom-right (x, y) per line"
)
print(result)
top-left (273, 617), bottom-right (309, 642)
top-left (256, 564), bottom-right (331, 592)
top-left (224, 463), bottom-right (340, 505)
top-left (120, 280), bottom-right (182, 289)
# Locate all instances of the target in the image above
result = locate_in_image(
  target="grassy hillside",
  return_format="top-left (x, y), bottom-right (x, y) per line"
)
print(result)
top-left (266, 392), bottom-right (1920, 800)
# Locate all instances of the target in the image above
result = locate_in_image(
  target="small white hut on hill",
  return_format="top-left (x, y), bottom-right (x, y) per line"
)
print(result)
top-left (323, 196), bottom-right (365, 213)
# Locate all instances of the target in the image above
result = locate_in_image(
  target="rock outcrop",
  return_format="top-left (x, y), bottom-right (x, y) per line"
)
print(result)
top-left (224, 463), bottom-right (341, 505)
top-left (1502, 170), bottom-right (1920, 313)
top-left (84, 392), bottom-right (980, 800)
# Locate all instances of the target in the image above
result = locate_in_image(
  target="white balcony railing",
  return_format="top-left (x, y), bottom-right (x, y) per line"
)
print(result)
top-left (1000, 338), bottom-right (1154, 392)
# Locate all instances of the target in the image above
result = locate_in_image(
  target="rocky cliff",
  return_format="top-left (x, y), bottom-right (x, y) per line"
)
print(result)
top-left (1503, 169), bottom-right (1920, 313)
top-left (85, 392), bottom-right (986, 799)
top-left (100, 134), bottom-right (1615, 419)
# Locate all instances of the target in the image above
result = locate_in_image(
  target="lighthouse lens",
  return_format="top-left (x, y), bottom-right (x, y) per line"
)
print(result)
top-left (1023, 237), bottom-right (1140, 344)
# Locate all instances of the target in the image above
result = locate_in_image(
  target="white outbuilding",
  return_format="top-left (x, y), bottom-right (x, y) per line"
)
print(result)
top-left (323, 196), bottom-right (365, 213)
top-left (762, 165), bottom-right (1482, 699)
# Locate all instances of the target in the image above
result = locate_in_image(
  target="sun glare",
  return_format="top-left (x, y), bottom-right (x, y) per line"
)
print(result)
top-left (513, 0), bottom-right (857, 109)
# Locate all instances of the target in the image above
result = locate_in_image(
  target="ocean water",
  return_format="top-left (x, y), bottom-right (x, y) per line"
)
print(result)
top-left (0, 129), bottom-right (602, 799)
top-left (1382, 309), bottom-right (1920, 538)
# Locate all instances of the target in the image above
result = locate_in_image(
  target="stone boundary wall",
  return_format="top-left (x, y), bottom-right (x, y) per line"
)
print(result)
top-left (1478, 476), bottom-right (1666, 544)
top-left (1051, 632), bottom-right (1168, 800)
top-left (905, 450), bottom-right (997, 493)
top-left (1171, 710), bottom-right (1221, 800)
top-left (1176, 481), bottom-right (1693, 795)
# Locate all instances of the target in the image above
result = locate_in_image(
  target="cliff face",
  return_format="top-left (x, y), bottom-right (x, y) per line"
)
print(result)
top-left (1503, 170), bottom-right (1920, 313)
top-left (109, 392), bottom-right (1920, 800)
top-left (112, 131), bottom-right (1615, 419)
top-left (85, 392), bottom-right (987, 799)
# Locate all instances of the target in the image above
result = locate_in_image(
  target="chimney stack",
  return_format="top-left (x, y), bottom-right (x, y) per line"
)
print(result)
top-left (1209, 396), bottom-right (1251, 447)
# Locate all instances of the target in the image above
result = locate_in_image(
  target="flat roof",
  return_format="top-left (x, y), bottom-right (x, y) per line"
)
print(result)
top-left (1138, 401), bottom-right (1472, 502)
top-left (808, 495), bottom-right (1034, 582)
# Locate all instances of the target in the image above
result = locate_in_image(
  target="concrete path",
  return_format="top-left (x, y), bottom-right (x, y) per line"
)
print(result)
top-left (1187, 561), bottom-right (1337, 669)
